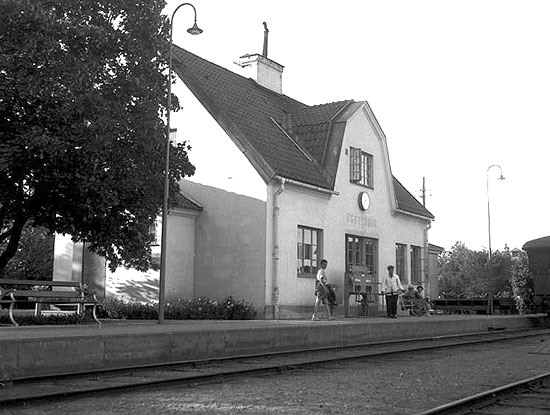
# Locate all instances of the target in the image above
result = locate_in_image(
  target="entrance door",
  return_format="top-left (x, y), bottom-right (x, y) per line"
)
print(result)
top-left (345, 235), bottom-right (379, 316)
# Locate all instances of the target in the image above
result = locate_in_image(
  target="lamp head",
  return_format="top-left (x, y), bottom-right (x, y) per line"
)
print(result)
top-left (498, 174), bottom-right (505, 180)
top-left (187, 22), bottom-right (203, 35)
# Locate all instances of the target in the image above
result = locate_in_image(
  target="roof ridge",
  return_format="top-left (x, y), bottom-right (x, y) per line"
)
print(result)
top-left (307, 99), bottom-right (354, 108)
top-left (172, 45), bottom-right (306, 109)
top-left (291, 100), bottom-right (352, 114)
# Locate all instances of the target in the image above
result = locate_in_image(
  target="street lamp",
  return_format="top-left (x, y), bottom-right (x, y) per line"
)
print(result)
top-left (486, 164), bottom-right (505, 261)
top-left (159, 3), bottom-right (202, 324)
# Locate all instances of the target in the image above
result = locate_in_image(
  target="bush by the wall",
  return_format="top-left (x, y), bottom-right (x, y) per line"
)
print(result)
top-left (98, 296), bottom-right (257, 320)
top-left (98, 297), bottom-right (158, 319)
top-left (0, 312), bottom-right (83, 326)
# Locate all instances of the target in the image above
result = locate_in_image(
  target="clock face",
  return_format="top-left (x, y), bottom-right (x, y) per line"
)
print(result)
top-left (358, 192), bottom-right (370, 211)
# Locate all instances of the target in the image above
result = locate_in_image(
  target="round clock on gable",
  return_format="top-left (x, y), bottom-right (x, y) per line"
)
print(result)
top-left (358, 191), bottom-right (370, 211)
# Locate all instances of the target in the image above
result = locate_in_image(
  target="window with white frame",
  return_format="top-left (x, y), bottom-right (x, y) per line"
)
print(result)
top-left (347, 235), bottom-right (378, 278)
top-left (149, 220), bottom-right (160, 246)
top-left (395, 243), bottom-right (407, 284)
top-left (297, 226), bottom-right (323, 276)
top-left (410, 245), bottom-right (421, 283)
top-left (350, 147), bottom-right (374, 188)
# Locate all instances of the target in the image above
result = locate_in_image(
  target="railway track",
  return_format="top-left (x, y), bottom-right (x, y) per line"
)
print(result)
top-left (1, 327), bottom-right (549, 407)
top-left (416, 371), bottom-right (550, 415)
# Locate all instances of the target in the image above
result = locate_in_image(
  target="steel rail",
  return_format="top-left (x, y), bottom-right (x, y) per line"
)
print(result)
top-left (414, 371), bottom-right (550, 415)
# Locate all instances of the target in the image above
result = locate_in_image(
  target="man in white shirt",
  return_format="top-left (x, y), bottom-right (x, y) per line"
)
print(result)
top-left (381, 265), bottom-right (404, 318)
top-left (311, 259), bottom-right (334, 321)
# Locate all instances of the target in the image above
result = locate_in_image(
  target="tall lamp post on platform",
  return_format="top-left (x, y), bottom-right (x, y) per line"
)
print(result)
top-left (159, 3), bottom-right (202, 324)
top-left (486, 164), bottom-right (504, 315)
top-left (486, 164), bottom-right (505, 261)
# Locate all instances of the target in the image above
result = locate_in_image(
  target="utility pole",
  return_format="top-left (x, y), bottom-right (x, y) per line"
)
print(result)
top-left (419, 177), bottom-right (429, 207)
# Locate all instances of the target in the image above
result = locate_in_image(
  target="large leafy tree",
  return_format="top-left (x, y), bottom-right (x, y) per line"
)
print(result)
top-left (0, 0), bottom-right (194, 272)
top-left (438, 242), bottom-right (513, 298)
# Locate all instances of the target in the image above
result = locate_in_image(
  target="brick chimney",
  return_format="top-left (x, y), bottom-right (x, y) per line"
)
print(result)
top-left (235, 22), bottom-right (284, 94)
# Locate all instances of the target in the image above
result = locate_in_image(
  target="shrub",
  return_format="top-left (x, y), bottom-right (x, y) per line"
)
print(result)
top-left (97, 297), bottom-right (158, 320)
top-left (217, 296), bottom-right (258, 320)
top-left (0, 312), bottom-right (83, 326)
top-left (98, 296), bottom-right (257, 320)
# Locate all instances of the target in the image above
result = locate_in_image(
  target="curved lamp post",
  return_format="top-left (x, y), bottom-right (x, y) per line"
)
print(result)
top-left (486, 164), bottom-right (505, 261)
top-left (159, 3), bottom-right (202, 324)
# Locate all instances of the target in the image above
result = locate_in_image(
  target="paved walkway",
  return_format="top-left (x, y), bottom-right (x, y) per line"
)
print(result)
top-left (0, 313), bottom-right (542, 339)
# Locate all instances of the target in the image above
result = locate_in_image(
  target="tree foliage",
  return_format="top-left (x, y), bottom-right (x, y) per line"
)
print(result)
top-left (2, 225), bottom-right (54, 281)
top-left (509, 250), bottom-right (532, 313)
top-left (0, 0), bottom-right (194, 271)
top-left (438, 241), bottom-right (513, 298)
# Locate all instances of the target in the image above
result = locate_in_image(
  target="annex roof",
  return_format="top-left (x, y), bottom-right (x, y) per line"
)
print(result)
top-left (172, 46), bottom-right (433, 220)
top-left (174, 192), bottom-right (203, 212)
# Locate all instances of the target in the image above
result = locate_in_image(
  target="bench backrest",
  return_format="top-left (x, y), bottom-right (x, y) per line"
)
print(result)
top-left (9, 290), bottom-right (83, 299)
top-left (0, 279), bottom-right (82, 288)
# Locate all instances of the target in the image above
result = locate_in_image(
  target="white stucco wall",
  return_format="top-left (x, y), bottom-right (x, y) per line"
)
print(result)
top-left (271, 104), bottom-right (429, 311)
top-left (179, 180), bottom-right (267, 311)
top-left (52, 233), bottom-right (75, 282)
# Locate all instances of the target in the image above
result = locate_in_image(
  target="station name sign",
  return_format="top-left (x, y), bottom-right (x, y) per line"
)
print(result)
top-left (345, 213), bottom-right (377, 229)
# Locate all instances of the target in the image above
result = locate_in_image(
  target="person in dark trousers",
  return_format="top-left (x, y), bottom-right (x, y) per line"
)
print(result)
top-left (381, 265), bottom-right (404, 318)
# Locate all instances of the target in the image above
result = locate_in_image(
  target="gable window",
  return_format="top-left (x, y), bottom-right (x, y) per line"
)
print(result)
top-left (297, 226), bottom-right (323, 276)
top-left (350, 147), bottom-right (374, 188)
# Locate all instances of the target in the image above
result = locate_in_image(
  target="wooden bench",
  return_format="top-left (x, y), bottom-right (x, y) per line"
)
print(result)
top-left (432, 298), bottom-right (489, 314)
top-left (0, 279), bottom-right (101, 326)
top-left (432, 297), bottom-right (517, 315)
top-left (493, 297), bottom-right (516, 314)
top-left (399, 296), bottom-right (415, 315)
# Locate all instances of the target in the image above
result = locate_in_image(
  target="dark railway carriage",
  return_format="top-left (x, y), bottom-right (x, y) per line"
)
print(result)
top-left (522, 236), bottom-right (550, 312)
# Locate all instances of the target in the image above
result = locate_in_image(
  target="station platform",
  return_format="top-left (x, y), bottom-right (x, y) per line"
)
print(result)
top-left (1, 314), bottom-right (548, 381)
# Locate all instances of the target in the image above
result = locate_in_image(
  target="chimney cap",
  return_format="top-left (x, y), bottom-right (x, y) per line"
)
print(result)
top-left (236, 53), bottom-right (284, 69)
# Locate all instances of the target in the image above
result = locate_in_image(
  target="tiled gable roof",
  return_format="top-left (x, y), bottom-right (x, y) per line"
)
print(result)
top-left (172, 47), bottom-right (330, 189)
top-left (172, 47), bottom-right (433, 220)
top-left (289, 101), bottom-right (351, 163)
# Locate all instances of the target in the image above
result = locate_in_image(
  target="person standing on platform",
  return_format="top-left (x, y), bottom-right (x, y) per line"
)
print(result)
top-left (381, 265), bottom-right (404, 318)
top-left (312, 259), bottom-right (334, 321)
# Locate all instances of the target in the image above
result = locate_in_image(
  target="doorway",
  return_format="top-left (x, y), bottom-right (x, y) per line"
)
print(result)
top-left (345, 235), bottom-right (379, 316)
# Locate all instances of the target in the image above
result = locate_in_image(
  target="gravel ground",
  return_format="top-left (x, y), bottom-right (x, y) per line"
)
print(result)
top-left (4, 335), bottom-right (550, 415)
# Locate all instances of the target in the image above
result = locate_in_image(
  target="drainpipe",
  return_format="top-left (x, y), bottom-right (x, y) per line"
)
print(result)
top-left (272, 177), bottom-right (285, 319)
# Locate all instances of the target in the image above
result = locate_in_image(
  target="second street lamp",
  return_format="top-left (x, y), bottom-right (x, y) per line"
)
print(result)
top-left (486, 164), bottom-right (505, 261)
top-left (159, 3), bottom-right (203, 324)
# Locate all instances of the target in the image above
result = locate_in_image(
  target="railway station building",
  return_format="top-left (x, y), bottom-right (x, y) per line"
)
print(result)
top-left (53, 42), bottom-right (435, 319)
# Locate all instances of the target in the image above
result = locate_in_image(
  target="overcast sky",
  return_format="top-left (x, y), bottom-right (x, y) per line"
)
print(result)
top-left (165, 0), bottom-right (550, 252)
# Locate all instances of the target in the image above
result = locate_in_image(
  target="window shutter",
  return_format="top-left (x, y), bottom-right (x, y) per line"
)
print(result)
top-left (350, 147), bottom-right (361, 182)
